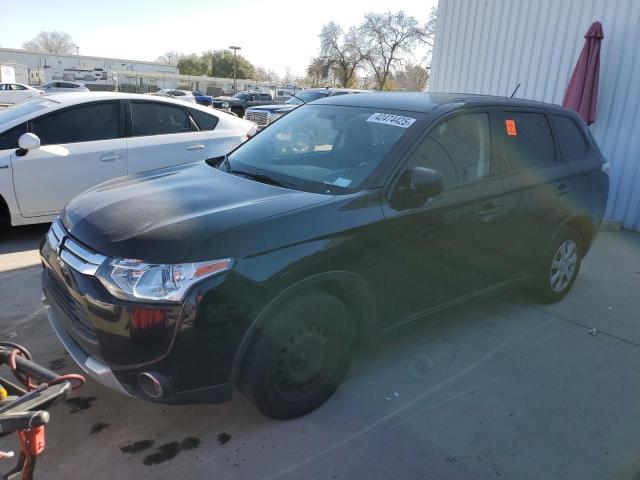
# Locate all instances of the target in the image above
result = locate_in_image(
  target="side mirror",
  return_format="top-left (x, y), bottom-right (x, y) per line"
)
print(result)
top-left (18, 133), bottom-right (41, 150)
top-left (408, 166), bottom-right (444, 198)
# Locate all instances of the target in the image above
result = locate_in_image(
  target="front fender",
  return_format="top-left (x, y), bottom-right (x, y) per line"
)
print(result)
top-left (229, 270), bottom-right (377, 383)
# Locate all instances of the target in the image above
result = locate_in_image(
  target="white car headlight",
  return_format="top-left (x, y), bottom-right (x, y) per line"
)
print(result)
top-left (96, 257), bottom-right (233, 302)
top-left (222, 101), bottom-right (230, 109)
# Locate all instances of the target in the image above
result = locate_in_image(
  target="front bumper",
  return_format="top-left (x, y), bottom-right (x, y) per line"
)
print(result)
top-left (44, 300), bottom-right (129, 396)
top-left (44, 294), bottom-right (235, 404)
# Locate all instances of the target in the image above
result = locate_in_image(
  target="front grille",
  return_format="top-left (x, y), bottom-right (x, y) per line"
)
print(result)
top-left (45, 269), bottom-right (96, 341)
top-left (245, 111), bottom-right (270, 127)
top-left (46, 218), bottom-right (107, 276)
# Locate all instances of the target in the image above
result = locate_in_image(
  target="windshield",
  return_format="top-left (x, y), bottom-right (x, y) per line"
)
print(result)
top-left (227, 104), bottom-right (422, 194)
top-left (286, 90), bottom-right (330, 105)
top-left (233, 92), bottom-right (248, 100)
top-left (0, 98), bottom-right (59, 126)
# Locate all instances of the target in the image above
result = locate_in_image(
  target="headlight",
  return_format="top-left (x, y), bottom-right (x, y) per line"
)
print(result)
top-left (96, 257), bottom-right (233, 302)
top-left (222, 101), bottom-right (230, 108)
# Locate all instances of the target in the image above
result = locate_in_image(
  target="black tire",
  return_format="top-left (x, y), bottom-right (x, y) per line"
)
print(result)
top-left (231, 107), bottom-right (244, 118)
top-left (529, 225), bottom-right (583, 303)
top-left (239, 290), bottom-right (355, 420)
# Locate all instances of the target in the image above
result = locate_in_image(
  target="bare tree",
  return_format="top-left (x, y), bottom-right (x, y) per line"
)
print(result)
top-left (394, 63), bottom-right (429, 91)
top-left (155, 51), bottom-right (182, 65)
top-left (424, 6), bottom-right (438, 48)
top-left (306, 57), bottom-right (331, 87)
top-left (23, 31), bottom-right (76, 54)
top-left (319, 22), bottom-right (366, 88)
top-left (360, 11), bottom-right (426, 89)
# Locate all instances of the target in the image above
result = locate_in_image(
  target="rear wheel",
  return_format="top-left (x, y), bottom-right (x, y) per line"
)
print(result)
top-left (529, 225), bottom-right (583, 303)
top-left (239, 290), bottom-right (355, 419)
top-left (231, 107), bottom-right (244, 118)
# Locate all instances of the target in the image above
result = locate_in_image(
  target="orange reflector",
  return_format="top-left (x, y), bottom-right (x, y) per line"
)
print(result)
top-left (132, 308), bottom-right (167, 330)
top-left (194, 259), bottom-right (231, 278)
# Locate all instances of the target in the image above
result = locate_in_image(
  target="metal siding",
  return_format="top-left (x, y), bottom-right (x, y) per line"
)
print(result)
top-left (431, 0), bottom-right (640, 230)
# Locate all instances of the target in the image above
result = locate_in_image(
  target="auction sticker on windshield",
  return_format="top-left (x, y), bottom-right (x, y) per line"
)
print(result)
top-left (366, 112), bottom-right (416, 128)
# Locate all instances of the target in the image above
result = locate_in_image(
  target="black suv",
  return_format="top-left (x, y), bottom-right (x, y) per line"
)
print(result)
top-left (41, 93), bottom-right (609, 419)
top-left (211, 91), bottom-right (274, 117)
top-left (245, 87), bottom-right (368, 130)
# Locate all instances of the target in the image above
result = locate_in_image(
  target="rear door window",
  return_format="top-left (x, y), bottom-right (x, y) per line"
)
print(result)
top-left (501, 112), bottom-right (555, 170)
top-left (131, 102), bottom-right (191, 136)
top-left (30, 102), bottom-right (120, 145)
top-left (552, 114), bottom-right (588, 158)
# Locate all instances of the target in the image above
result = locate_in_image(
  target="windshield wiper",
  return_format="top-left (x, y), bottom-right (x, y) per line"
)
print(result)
top-left (287, 93), bottom-right (306, 104)
top-left (231, 170), bottom-right (294, 189)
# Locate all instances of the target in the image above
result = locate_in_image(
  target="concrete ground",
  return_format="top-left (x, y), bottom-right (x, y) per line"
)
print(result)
top-left (1, 225), bottom-right (639, 480)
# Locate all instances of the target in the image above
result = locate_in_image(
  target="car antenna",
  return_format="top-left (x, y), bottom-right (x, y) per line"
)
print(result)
top-left (510, 82), bottom-right (521, 98)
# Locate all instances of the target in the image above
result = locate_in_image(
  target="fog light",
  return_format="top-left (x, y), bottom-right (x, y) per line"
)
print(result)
top-left (138, 372), bottom-right (164, 398)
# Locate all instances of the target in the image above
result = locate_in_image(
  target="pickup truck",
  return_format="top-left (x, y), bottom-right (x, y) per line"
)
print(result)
top-left (245, 88), bottom-right (368, 129)
top-left (211, 91), bottom-right (274, 117)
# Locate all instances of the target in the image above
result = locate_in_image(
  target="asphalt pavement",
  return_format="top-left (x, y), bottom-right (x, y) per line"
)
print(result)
top-left (1, 225), bottom-right (639, 480)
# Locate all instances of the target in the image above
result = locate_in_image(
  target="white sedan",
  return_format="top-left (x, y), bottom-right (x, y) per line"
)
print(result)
top-left (0, 83), bottom-right (44, 105)
top-left (0, 92), bottom-right (256, 227)
top-left (39, 81), bottom-right (90, 93)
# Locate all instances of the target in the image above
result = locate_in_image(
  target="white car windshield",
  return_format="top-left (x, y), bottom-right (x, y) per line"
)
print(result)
top-left (0, 98), bottom-right (59, 126)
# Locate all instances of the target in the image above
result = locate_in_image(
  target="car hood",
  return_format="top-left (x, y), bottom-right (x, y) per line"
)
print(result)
top-left (61, 162), bottom-right (331, 263)
top-left (247, 104), bottom-right (297, 113)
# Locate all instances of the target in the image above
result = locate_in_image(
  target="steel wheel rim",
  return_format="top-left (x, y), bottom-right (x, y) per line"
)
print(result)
top-left (272, 322), bottom-right (336, 399)
top-left (549, 240), bottom-right (578, 293)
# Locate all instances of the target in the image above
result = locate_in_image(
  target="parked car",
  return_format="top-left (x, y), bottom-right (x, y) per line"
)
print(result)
top-left (245, 87), bottom-right (368, 130)
top-left (41, 92), bottom-right (609, 419)
top-left (211, 91), bottom-right (274, 117)
top-left (0, 83), bottom-right (44, 104)
top-left (153, 89), bottom-right (197, 104)
top-left (192, 91), bottom-right (214, 107)
top-left (39, 81), bottom-right (89, 93)
top-left (0, 92), bottom-right (256, 227)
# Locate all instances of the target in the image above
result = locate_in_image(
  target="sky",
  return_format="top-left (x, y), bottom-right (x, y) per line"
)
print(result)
top-left (0, 0), bottom-right (437, 77)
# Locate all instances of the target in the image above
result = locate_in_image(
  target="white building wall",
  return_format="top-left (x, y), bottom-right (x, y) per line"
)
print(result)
top-left (430, 0), bottom-right (640, 230)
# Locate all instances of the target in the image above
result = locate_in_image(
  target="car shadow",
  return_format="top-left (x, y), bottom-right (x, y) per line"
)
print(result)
top-left (0, 223), bottom-right (50, 255)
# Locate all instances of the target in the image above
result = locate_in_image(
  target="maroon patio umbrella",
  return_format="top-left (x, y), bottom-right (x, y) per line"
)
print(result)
top-left (562, 21), bottom-right (604, 125)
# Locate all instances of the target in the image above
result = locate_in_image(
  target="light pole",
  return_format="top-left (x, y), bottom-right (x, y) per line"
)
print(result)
top-left (229, 45), bottom-right (241, 94)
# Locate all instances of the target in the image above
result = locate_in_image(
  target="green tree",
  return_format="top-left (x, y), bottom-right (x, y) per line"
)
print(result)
top-left (177, 54), bottom-right (206, 76)
top-left (202, 50), bottom-right (256, 79)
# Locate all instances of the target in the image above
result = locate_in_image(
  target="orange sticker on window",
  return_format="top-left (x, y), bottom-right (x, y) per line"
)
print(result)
top-left (505, 119), bottom-right (517, 136)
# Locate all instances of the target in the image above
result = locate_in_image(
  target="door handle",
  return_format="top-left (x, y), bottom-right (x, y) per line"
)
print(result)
top-left (555, 184), bottom-right (570, 196)
top-left (99, 153), bottom-right (124, 162)
top-left (0, 165), bottom-right (8, 169)
top-left (185, 144), bottom-right (205, 151)
top-left (477, 204), bottom-right (502, 217)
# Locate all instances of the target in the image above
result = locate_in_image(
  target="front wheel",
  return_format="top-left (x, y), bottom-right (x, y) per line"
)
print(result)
top-left (529, 225), bottom-right (583, 303)
top-left (239, 291), bottom-right (355, 419)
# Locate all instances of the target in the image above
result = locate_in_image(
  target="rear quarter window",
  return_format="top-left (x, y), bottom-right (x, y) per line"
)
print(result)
top-left (552, 114), bottom-right (588, 158)
top-left (188, 108), bottom-right (219, 130)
